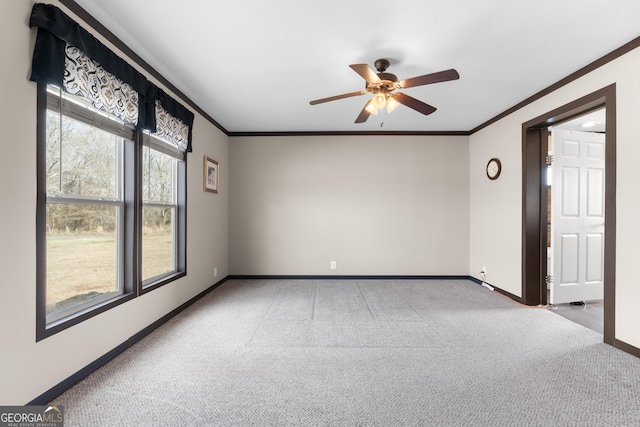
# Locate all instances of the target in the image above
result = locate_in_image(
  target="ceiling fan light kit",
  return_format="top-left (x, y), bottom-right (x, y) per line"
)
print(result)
top-left (310, 58), bottom-right (459, 123)
top-left (364, 93), bottom-right (400, 115)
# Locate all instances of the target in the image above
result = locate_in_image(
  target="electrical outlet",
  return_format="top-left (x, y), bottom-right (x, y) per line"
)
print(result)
top-left (330, 261), bottom-right (337, 270)
top-left (214, 267), bottom-right (218, 278)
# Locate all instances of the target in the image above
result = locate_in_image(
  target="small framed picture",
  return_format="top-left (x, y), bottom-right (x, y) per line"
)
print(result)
top-left (204, 156), bottom-right (219, 193)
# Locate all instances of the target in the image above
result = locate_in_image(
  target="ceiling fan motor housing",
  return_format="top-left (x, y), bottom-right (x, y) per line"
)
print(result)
top-left (374, 58), bottom-right (390, 72)
top-left (373, 59), bottom-right (398, 89)
top-left (377, 72), bottom-right (398, 83)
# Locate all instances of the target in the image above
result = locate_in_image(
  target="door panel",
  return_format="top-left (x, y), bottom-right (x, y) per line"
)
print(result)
top-left (561, 167), bottom-right (580, 216)
top-left (559, 234), bottom-right (579, 284)
top-left (586, 233), bottom-right (604, 282)
top-left (551, 129), bottom-right (605, 304)
top-left (587, 168), bottom-right (604, 216)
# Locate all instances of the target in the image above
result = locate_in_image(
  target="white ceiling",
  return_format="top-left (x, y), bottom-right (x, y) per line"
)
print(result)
top-left (73, 0), bottom-right (640, 134)
top-left (554, 108), bottom-right (606, 133)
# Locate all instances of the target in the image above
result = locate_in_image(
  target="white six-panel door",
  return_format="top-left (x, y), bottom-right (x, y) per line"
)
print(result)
top-left (551, 129), bottom-right (605, 304)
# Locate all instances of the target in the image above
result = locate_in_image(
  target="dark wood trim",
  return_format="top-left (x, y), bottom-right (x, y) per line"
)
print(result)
top-left (29, 276), bottom-right (230, 405)
top-left (468, 276), bottom-right (482, 285)
top-left (56, 2), bottom-right (639, 139)
top-left (468, 276), bottom-right (526, 304)
top-left (58, 0), bottom-right (228, 135)
top-left (603, 90), bottom-right (617, 345)
top-left (28, 340), bottom-right (130, 405)
top-left (125, 125), bottom-right (139, 298)
top-left (521, 127), bottom-right (545, 306)
top-left (491, 285), bottom-right (525, 304)
top-left (227, 275), bottom-right (472, 280)
top-left (228, 131), bottom-right (470, 137)
top-left (472, 36), bottom-right (640, 135)
top-left (613, 339), bottom-right (640, 359)
top-left (133, 132), bottom-right (143, 294)
top-left (237, 35), bottom-right (638, 137)
top-left (231, 276), bottom-right (525, 304)
top-left (521, 84), bottom-right (616, 346)
top-left (35, 84), bottom-right (47, 341)
top-left (128, 280), bottom-right (226, 348)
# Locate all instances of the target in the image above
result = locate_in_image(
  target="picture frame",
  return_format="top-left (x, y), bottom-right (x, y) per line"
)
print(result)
top-left (204, 156), bottom-right (219, 193)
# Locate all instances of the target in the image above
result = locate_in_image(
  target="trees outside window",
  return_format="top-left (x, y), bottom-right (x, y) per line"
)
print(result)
top-left (38, 86), bottom-right (186, 337)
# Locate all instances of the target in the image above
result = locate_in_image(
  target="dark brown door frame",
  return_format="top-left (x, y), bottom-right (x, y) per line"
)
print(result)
top-left (521, 84), bottom-right (616, 345)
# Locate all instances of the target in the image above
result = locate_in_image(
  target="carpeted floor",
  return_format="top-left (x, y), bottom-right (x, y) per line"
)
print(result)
top-left (50, 279), bottom-right (640, 426)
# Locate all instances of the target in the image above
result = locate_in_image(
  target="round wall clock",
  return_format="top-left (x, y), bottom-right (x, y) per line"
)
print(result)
top-left (486, 158), bottom-right (502, 180)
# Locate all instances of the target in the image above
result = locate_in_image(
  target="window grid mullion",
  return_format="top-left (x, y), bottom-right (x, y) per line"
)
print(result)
top-left (142, 201), bottom-right (176, 209)
top-left (47, 195), bottom-right (123, 207)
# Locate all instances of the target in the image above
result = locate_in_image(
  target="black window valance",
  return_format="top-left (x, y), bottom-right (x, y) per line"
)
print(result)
top-left (29, 3), bottom-right (194, 152)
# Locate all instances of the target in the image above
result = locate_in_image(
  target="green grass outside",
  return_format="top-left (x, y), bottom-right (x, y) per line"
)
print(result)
top-left (46, 232), bottom-right (172, 315)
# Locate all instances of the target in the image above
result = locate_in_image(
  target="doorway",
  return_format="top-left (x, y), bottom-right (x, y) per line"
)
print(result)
top-left (547, 109), bottom-right (606, 334)
top-left (521, 84), bottom-right (616, 345)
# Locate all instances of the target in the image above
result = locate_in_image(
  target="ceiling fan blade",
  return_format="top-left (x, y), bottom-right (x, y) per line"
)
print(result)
top-left (399, 68), bottom-right (460, 89)
top-left (310, 90), bottom-right (368, 105)
top-left (349, 64), bottom-right (381, 84)
top-left (354, 102), bottom-right (372, 123)
top-left (393, 92), bottom-right (437, 115)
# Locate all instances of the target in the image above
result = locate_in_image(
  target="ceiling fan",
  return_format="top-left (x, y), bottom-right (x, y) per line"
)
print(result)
top-left (309, 59), bottom-right (459, 123)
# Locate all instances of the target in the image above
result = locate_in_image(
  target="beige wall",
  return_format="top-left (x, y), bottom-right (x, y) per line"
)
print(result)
top-left (0, 1), bottom-right (229, 404)
top-left (4, 0), bottom-right (640, 407)
top-left (229, 135), bottom-right (470, 275)
top-left (469, 45), bottom-right (640, 349)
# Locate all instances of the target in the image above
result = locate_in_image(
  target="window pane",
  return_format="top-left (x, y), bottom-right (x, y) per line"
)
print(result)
top-left (143, 146), bottom-right (175, 203)
top-left (46, 203), bottom-right (121, 320)
top-left (142, 206), bottom-right (175, 281)
top-left (46, 110), bottom-right (118, 198)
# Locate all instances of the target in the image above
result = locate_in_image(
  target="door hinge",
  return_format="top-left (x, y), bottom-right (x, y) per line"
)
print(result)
top-left (545, 155), bottom-right (554, 166)
top-left (545, 275), bottom-right (553, 284)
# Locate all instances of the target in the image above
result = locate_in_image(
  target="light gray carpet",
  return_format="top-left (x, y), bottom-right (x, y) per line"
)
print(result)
top-left (50, 279), bottom-right (640, 426)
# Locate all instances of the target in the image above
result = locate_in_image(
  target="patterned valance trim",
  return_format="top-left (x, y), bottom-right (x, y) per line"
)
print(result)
top-left (64, 45), bottom-right (139, 124)
top-left (29, 3), bottom-right (194, 152)
top-left (29, 4), bottom-right (152, 120)
top-left (155, 102), bottom-right (190, 153)
top-left (157, 88), bottom-right (194, 150)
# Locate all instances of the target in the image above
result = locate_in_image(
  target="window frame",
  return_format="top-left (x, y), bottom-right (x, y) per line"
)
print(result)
top-left (141, 177), bottom-right (178, 286)
top-left (36, 84), bottom-right (187, 341)
top-left (138, 160), bottom-right (186, 294)
top-left (139, 133), bottom-right (187, 293)
top-left (44, 197), bottom-right (126, 324)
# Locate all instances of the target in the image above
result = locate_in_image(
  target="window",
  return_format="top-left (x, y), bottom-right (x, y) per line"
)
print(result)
top-left (37, 85), bottom-right (186, 338)
top-left (141, 135), bottom-right (185, 288)
top-left (142, 145), bottom-right (177, 283)
top-left (31, 4), bottom-right (193, 339)
top-left (43, 87), bottom-right (134, 327)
